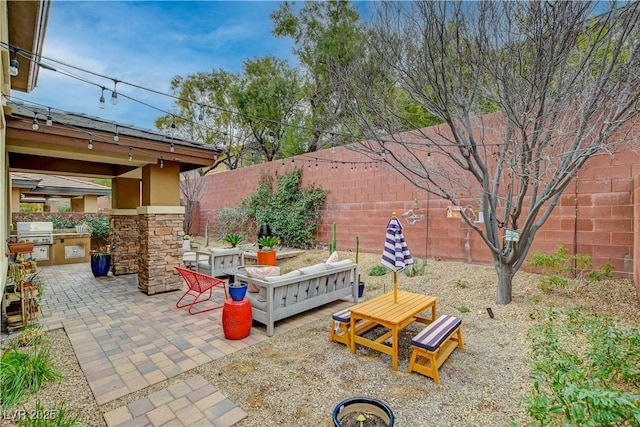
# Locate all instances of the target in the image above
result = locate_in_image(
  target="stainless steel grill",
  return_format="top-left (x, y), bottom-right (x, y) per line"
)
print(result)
top-left (16, 222), bottom-right (54, 245)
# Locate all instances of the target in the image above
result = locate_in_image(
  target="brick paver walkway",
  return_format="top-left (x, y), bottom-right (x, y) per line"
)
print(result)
top-left (23, 263), bottom-right (352, 426)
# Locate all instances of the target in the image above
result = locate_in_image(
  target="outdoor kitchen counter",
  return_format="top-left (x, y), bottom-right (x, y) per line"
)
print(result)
top-left (51, 233), bottom-right (91, 265)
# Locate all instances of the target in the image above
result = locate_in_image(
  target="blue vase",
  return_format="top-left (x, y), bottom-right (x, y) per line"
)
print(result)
top-left (91, 255), bottom-right (111, 277)
top-left (229, 282), bottom-right (248, 301)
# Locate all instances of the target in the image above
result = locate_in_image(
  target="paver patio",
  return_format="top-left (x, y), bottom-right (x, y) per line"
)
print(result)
top-left (20, 262), bottom-right (352, 426)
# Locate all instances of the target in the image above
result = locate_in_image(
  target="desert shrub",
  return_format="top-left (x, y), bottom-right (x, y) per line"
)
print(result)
top-left (215, 207), bottom-right (252, 239)
top-left (368, 265), bottom-right (387, 276)
top-left (404, 259), bottom-right (427, 277)
top-left (526, 245), bottom-right (612, 292)
top-left (521, 307), bottom-right (640, 426)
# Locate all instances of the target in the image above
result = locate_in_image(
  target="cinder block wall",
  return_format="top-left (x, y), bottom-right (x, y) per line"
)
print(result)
top-left (194, 144), bottom-right (638, 283)
top-left (634, 174), bottom-right (640, 298)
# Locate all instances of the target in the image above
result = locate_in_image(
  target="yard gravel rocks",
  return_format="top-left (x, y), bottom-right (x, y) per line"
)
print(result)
top-left (4, 250), bottom-right (639, 426)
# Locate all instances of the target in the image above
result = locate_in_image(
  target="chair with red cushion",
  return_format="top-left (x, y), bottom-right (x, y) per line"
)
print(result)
top-left (175, 266), bottom-right (228, 314)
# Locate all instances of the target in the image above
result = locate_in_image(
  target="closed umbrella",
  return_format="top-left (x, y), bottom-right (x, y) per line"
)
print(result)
top-left (381, 212), bottom-right (413, 303)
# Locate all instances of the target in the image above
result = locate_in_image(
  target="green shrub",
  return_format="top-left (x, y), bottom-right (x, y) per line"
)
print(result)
top-left (0, 345), bottom-right (62, 409)
top-left (239, 169), bottom-right (327, 248)
top-left (526, 245), bottom-right (612, 291)
top-left (523, 307), bottom-right (640, 426)
top-left (81, 214), bottom-right (109, 246)
top-left (368, 265), bottom-right (387, 276)
top-left (404, 259), bottom-right (426, 277)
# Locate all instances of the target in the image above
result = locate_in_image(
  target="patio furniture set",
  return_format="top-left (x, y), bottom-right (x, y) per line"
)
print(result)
top-left (330, 291), bottom-right (464, 383)
top-left (177, 228), bottom-right (463, 382)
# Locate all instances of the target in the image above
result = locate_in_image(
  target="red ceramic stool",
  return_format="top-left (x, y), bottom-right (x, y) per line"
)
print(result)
top-left (222, 298), bottom-right (252, 340)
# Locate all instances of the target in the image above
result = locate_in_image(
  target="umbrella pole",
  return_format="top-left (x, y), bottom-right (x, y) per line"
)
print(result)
top-left (393, 271), bottom-right (398, 303)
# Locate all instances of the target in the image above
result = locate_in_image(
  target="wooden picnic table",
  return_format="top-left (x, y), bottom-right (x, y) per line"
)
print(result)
top-left (349, 290), bottom-right (437, 370)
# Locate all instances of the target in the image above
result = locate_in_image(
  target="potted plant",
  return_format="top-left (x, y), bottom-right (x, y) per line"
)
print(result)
top-left (90, 245), bottom-right (111, 277)
top-left (228, 280), bottom-right (248, 301)
top-left (222, 233), bottom-right (244, 248)
top-left (256, 236), bottom-right (279, 266)
top-left (257, 224), bottom-right (272, 249)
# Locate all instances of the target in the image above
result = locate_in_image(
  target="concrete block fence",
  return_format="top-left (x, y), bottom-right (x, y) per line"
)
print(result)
top-left (192, 144), bottom-right (639, 295)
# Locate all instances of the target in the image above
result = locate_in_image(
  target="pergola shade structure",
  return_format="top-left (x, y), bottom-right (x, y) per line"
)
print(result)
top-left (5, 101), bottom-right (222, 294)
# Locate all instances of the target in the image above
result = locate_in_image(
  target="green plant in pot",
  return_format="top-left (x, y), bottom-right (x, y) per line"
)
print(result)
top-left (257, 236), bottom-right (279, 266)
top-left (223, 233), bottom-right (244, 248)
top-left (90, 245), bottom-right (111, 277)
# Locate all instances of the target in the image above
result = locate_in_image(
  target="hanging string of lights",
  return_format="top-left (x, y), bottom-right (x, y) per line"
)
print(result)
top-left (1, 41), bottom-right (504, 155)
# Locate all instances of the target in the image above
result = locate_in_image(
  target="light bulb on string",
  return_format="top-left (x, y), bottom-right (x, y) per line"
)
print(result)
top-left (46, 108), bottom-right (53, 126)
top-left (8, 48), bottom-right (19, 76)
top-left (159, 156), bottom-right (164, 168)
top-left (331, 141), bottom-right (336, 153)
top-left (32, 117), bottom-right (39, 131)
top-left (99, 87), bottom-right (105, 109)
top-left (128, 147), bottom-right (133, 161)
top-left (114, 126), bottom-right (119, 142)
top-left (88, 134), bottom-right (93, 150)
top-left (198, 105), bottom-right (204, 121)
top-left (170, 141), bottom-right (175, 153)
top-left (111, 80), bottom-right (119, 105)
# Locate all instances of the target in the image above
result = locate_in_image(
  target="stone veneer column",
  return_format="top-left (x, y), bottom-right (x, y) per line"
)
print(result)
top-left (110, 209), bottom-right (139, 276)
top-left (137, 206), bottom-right (185, 295)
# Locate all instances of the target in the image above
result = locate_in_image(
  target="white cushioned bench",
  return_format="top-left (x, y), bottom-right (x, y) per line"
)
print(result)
top-left (407, 314), bottom-right (464, 383)
top-left (235, 260), bottom-right (359, 337)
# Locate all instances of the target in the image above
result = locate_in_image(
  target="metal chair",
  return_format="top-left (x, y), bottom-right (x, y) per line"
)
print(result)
top-left (174, 266), bottom-right (228, 315)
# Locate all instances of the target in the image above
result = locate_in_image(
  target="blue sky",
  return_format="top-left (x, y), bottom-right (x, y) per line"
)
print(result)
top-left (16, 1), bottom-right (305, 130)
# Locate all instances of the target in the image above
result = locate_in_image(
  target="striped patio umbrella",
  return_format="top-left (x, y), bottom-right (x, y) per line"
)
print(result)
top-left (381, 212), bottom-right (413, 303)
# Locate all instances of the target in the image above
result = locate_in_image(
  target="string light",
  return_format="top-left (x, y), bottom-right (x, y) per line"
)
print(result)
top-left (32, 117), bottom-right (39, 130)
top-left (114, 125), bottom-right (119, 142)
top-left (128, 147), bottom-right (133, 161)
top-left (46, 108), bottom-right (52, 126)
top-left (198, 105), bottom-right (204, 121)
top-left (159, 156), bottom-right (164, 168)
top-left (8, 48), bottom-right (19, 76)
top-left (170, 141), bottom-right (175, 152)
top-left (111, 81), bottom-right (118, 105)
top-left (88, 133), bottom-right (93, 150)
top-left (99, 87), bottom-right (105, 109)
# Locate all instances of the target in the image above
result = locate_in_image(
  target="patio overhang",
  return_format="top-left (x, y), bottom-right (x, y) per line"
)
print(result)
top-left (5, 0), bottom-right (50, 93)
top-left (5, 101), bottom-right (219, 178)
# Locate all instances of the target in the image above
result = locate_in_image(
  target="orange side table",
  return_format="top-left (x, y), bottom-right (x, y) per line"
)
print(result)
top-left (222, 298), bottom-right (252, 340)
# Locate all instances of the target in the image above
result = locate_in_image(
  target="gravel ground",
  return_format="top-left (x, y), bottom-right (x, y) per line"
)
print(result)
top-left (3, 249), bottom-right (639, 427)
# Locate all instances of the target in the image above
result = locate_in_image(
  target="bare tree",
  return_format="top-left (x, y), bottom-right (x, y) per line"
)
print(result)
top-left (330, 1), bottom-right (640, 304)
top-left (181, 169), bottom-right (205, 235)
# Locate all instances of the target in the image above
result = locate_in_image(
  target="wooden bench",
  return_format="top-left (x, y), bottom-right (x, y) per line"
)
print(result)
top-left (329, 307), bottom-right (377, 348)
top-left (407, 314), bottom-right (464, 383)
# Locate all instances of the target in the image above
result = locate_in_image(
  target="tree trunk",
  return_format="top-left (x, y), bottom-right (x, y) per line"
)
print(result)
top-left (495, 264), bottom-right (515, 305)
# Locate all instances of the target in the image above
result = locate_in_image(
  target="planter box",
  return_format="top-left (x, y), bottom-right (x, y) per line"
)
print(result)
top-left (8, 242), bottom-right (35, 253)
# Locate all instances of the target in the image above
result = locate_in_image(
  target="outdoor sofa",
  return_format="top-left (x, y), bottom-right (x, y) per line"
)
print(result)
top-left (234, 259), bottom-right (359, 336)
